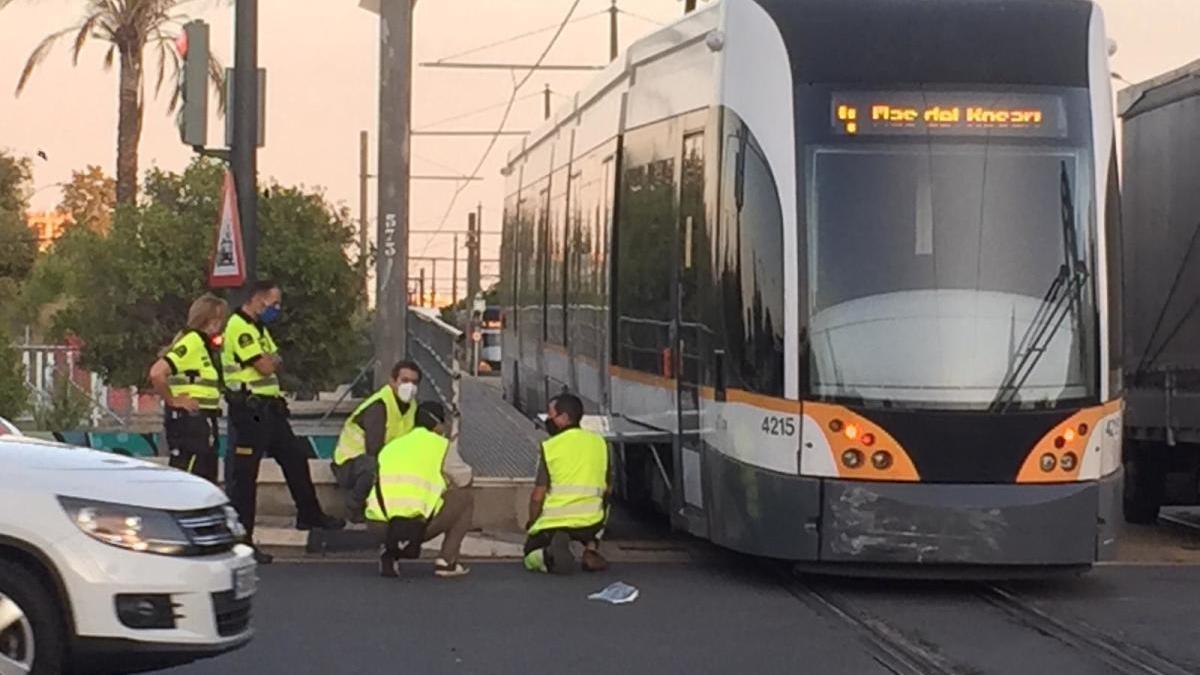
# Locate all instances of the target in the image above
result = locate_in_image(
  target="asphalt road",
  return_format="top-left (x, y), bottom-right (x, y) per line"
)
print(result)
top-left (158, 557), bottom-right (1200, 675)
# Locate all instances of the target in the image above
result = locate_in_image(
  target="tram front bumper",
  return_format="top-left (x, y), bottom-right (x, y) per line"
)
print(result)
top-left (818, 470), bottom-right (1121, 566)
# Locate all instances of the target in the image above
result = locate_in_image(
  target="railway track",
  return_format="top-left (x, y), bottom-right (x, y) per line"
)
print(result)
top-left (773, 565), bottom-right (1196, 675)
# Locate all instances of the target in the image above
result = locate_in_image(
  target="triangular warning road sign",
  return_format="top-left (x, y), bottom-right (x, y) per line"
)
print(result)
top-left (209, 169), bottom-right (247, 289)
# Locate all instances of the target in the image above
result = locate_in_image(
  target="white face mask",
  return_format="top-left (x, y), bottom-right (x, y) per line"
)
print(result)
top-left (396, 381), bottom-right (418, 403)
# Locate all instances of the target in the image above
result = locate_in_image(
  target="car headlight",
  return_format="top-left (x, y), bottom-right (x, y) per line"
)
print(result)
top-left (58, 497), bottom-right (191, 556)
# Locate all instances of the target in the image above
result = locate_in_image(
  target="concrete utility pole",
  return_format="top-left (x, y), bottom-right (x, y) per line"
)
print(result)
top-left (370, 0), bottom-right (415, 384)
top-left (452, 234), bottom-right (459, 306)
top-left (232, 0), bottom-right (259, 295)
top-left (467, 212), bottom-right (481, 303)
top-left (359, 130), bottom-right (370, 289)
top-left (609, 0), bottom-right (619, 61)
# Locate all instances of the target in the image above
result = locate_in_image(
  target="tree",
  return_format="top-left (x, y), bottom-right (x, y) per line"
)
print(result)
top-left (59, 165), bottom-right (116, 233)
top-left (0, 151), bottom-right (34, 331)
top-left (9, 0), bottom-right (225, 205)
top-left (0, 152), bottom-right (34, 282)
top-left (38, 159), bottom-right (365, 392)
top-left (0, 331), bottom-right (28, 420)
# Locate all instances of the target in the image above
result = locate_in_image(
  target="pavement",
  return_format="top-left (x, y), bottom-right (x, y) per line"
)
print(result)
top-left (156, 548), bottom-right (1200, 675)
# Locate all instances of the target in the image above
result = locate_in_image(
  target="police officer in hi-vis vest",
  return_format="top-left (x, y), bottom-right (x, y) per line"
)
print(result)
top-left (368, 401), bottom-right (475, 579)
top-left (148, 293), bottom-right (228, 484)
top-left (223, 280), bottom-right (344, 564)
top-left (332, 360), bottom-right (422, 522)
top-left (524, 393), bottom-right (612, 574)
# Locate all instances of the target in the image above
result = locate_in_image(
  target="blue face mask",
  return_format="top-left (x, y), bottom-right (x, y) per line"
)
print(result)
top-left (260, 304), bottom-right (281, 324)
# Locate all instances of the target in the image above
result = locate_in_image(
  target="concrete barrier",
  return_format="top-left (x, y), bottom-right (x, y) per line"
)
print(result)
top-left (146, 458), bottom-right (532, 533)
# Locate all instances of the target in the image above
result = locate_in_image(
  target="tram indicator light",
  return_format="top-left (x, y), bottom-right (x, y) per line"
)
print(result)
top-left (831, 91), bottom-right (1067, 139)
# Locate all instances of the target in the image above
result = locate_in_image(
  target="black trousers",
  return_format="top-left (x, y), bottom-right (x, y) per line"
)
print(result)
top-left (226, 396), bottom-right (325, 536)
top-left (523, 522), bottom-right (605, 555)
top-left (165, 410), bottom-right (219, 484)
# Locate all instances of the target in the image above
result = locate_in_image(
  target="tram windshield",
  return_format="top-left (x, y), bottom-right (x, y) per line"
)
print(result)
top-left (805, 91), bottom-right (1098, 411)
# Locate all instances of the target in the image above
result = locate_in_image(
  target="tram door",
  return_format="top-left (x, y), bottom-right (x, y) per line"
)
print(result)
top-left (675, 126), bottom-right (709, 531)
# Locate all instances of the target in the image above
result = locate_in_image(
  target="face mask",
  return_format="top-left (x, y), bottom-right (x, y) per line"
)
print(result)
top-left (396, 381), bottom-right (418, 403)
top-left (260, 304), bottom-right (281, 324)
top-left (545, 415), bottom-right (561, 436)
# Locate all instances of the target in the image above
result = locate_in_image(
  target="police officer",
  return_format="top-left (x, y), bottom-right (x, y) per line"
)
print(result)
top-left (523, 393), bottom-right (611, 574)
top-left (224, 280), bottom-right (344, 564)
top-left (332, 360), bottom-right (422, 522)
top-left (368, 401), bottom-right (475, 579)
top-left (148, 293), bottom-right (228, 483)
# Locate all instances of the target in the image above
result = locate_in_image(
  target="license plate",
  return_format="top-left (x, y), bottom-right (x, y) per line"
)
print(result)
top-left (233, 565), bottom-right (257, 600)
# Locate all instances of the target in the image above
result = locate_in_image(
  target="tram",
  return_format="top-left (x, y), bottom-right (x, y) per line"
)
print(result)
top-left (499, 0), bottom-right (1122, 571)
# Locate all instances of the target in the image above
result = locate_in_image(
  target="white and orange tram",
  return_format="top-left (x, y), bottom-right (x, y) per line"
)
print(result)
top-left (499, 0), bottom-right (1123, 572)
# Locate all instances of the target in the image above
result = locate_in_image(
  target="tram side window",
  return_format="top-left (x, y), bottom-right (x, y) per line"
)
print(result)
top-left (616, 123), bottom-right (677, 376)
top-left (547, 169), bottom-right (570, 347)
top-left (501, 192), bottom-right (519, 313)
top-left (1105, 148), bottom-right (1123, 394)
top-left (717, 113), bottom-right (786, 396)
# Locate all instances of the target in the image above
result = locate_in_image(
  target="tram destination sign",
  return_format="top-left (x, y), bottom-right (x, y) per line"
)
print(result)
top-left (831, 91), bottom-right (1068, 139)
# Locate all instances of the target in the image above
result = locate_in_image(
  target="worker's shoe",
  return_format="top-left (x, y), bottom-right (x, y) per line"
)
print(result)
top-left (252, 547), bottom-right (274, 565)
top-left (297, 514), bottom-right (347, 531)
top-left (582, 548), bottom-right (608, 573)
top-left (434, 558), bottom-right (470, 578)
top-left (523, 549), bottom-right (548, 573)
top-left (546, 532), bottom-right (576, 575)
top-left (379, 550), bottom-right (401, 578)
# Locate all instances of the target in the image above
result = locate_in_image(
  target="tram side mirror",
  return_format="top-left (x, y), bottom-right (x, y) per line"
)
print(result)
top-left (714, 349), bottom-right (727, 402)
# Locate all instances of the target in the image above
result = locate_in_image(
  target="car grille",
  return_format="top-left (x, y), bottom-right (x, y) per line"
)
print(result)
top-left (175, 507), bottom-right (238, 555)
top-left (212, 590), bottom-right (252, 637)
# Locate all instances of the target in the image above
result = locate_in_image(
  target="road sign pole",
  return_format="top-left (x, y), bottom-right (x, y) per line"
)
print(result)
top-left (232, 0), bottom-right (259, 300)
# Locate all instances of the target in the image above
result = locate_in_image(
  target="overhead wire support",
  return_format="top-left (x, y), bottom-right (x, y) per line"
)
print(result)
top-left (416, 0), bottom-right (586, 259)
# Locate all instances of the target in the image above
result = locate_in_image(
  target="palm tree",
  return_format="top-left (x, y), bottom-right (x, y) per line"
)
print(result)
top-left (7, 0), bottom-right (225, 205)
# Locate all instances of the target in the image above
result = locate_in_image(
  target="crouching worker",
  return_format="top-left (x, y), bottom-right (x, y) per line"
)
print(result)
top-left (332, 361), bottom-right (422, 521)
top-left (524, 393), bottom-right (611, 575)
top-left (366, 402), bottom-right (475, 578)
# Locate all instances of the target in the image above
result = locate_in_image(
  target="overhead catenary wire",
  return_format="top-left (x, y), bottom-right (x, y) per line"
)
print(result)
top-left (431, 8), bottom-right (607, 65)
top-left (617, 7), bottom-right (668, 27)
top-left (417, 0), bottom-right (586, 259)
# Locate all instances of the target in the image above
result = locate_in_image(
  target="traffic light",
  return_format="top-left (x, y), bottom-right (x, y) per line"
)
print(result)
top-left (177, 20), bottom-right (210, 148)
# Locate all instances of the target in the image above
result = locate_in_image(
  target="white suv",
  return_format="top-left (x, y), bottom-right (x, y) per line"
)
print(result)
top-left (0, 435), bottom-right (255, 674)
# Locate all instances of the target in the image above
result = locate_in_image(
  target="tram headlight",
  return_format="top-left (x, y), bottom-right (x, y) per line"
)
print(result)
top-left (844, 424), bottom-right (859, 441)
top-left (841, 449), bottom-right (864, 469)
top-left (829, 419), bottom-right (844, 433)
top-left (861, 433), bottom-right (876, 447)
top-left (1040, 453), bottom-right (1057, 472)
top-left (1061, 452), bottom-right (1078, 471)
top-left (871, 451), bottom-right (893, 470)
top-left (1054, 436), bottom-right (1067, 449)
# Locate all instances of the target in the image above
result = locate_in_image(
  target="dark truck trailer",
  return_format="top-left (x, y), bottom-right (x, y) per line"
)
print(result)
top-left (1119, 59), bottom-right (1200, 522)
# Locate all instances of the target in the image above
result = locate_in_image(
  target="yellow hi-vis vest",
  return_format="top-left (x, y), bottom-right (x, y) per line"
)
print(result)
top-left (163, 330), bottom-right (222, 411)
top-left (333, 385), bottom-right (416, 465)
top-left (530, 428), bottom-right (609, 533)
top-left (365, 428), bottom-right (449, 522)
top-left (222, 312), bottom-right (281, 397)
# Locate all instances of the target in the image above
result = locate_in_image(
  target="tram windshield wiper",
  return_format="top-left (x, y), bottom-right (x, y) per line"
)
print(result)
top-left (989, 161), bottom-right (1088, 412)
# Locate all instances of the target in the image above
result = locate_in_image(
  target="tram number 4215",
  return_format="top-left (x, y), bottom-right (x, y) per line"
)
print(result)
top-left (761, 416), bottom-right (797, 437)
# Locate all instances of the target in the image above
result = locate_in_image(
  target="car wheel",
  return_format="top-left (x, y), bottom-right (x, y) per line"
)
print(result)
top-left (0, 560), bottom-right (66, 675)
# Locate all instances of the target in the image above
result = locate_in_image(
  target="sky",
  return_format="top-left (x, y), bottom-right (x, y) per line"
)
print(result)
top-left (2, 0), bottom-right (1199, 302)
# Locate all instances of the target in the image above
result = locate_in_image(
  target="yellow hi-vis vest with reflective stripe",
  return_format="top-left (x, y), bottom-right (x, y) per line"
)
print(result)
top-left (365, 428), bottom-right (449, 522)
top-left (222, 312), bottom-right (281, 397)
top-left (333, 385), bottom-right (416, 465)
top-left (163, 330), bottom-right (222, 411)
top-left (530, 427), bottom-right (609, 533)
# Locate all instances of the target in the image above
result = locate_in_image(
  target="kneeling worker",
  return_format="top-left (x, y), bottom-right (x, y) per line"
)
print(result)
top-left (367, 401), bottom-right (474, 578)
top-left (332, 361), bottom-right (422, 521)
top-left (524, 393), bottom-right (611, 574)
